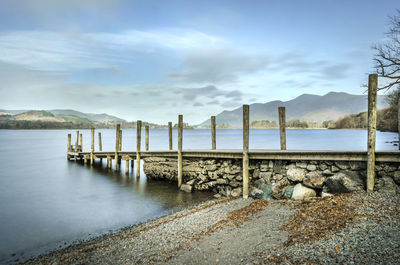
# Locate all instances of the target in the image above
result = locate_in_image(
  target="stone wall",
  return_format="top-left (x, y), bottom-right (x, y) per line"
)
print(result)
top-left (143, 157), bottom-right (400, 200)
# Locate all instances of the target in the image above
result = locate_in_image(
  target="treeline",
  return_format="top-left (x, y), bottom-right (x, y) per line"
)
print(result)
top-left (0, 120), bottom-right (169, 129)
top-left (250, 119), bottom-right (326, 129)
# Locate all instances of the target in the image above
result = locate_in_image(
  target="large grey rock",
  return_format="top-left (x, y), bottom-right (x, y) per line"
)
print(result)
top-left (303, 171), bottom-right (326, 189)
top-left (260, 172), bottom-right (272, 183)
top-left (306, 164), bottom-right (317, 171)
top-left (325, 172), bottom-right (364, 193)
top-left (296, 162), bottom-right (308, 169)
top-left (393, 171), bottom-right (400, 185)
top-left (319, 163), bottom-right (328, 171)
top-left (335, 162), bottom-right (350, 170)
top-left (271, 178), bottom-right (290, 199)
top-left (291, 183), bottom-right (317, 200)
top-left (229, 181), bottom-right (241, 187)
top-left (216, 178), bottom-right (228, 185)
top-left (231, 187), bottom-right (242, 197)
top-left (250, 187), bottom-right (264, 198)
top-left (180, 184), bottom-right (192, 193)
top-left (376, 177), bottom-right (398, 195)
top-left (287, 167), bottom-right (307, 182)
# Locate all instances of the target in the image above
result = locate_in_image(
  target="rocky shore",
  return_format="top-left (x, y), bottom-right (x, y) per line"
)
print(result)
top-left (24, 190), bottom-right (400, 265)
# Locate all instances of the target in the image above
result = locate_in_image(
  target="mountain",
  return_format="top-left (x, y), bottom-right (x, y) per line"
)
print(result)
top-left (0, 109), bottom-right (125, 122)
top-left (198, 92), bottom-right (389, 127)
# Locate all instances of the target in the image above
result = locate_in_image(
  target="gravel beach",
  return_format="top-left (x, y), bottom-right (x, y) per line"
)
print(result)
top-left (23, 191), bottom-right (400, 265)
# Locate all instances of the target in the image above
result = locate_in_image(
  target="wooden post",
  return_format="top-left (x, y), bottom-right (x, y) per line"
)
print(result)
top-left (168, 122), bottom-right (173, 150)
top-left (243, 105), bottom-right (249, 199)
top-left (119, 130), bottom-right (122, 151)
top-left (79, 134), bottom-right (83, 152)
top-left (178, 115), bottom-right (183, 187)
top-left (145, 125), bottom-right (149, 151)
top-left (125, 159), bottom-right (129, 175)
top-left (211, 116), bottom-right (216, 150)
top-left (278, 106), bottom-right (286, 150)
top-left (136, 120), bottom-right (142, 177)
top-left (398, 97), bottom-right (400, 151)
top-left (98, 132), bottom-right (102, 162)
top-left (67, 134), bottom-right (71, 152)
top-left (98, 132), bottom-right (102, 151)
top-left (84, 155), bottom-right (88, 164)
top-left (367, 74), bottom-right (378, 193)
top-left (114, 124), bottom-right (120, 170)
top-left (107, 155), bottom-right (112, 169)
top-left (90, 128), bottom-right (94, 165)
top-left (75, 131), bottom-right (79, 152)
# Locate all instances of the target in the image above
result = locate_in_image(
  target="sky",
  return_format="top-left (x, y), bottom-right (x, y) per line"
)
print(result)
top-left (0, 0), bottom-right (398, 124)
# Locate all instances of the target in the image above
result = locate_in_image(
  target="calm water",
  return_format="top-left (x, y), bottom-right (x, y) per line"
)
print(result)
top-left (0, 129), bottom-right (398, 264)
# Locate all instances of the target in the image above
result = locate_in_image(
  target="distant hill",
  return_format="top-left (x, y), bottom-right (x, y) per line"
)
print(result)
top-left (0, 109), bottom-right (125, 122)
top-left (198, 92), bottom-right (389, 127)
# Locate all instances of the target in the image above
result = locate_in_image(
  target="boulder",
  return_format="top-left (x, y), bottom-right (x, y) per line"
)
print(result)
top-left (325, 172), bottom-right (364, 193)
top-left (321, 192), bottom-right (333, 198)
top-left (250, 187), bottom-right (264, 198)
top-left (335, 162), bottom-right (349, 170)
top-left (322, 169), bottom-right (333, 176)
top-left (180, 184), bottom-right (192, 193)
top-left (291, 183), bottom-right (317, 200)
top-left (296, 162), bottom-right (308, 169)
top-left (287, 167), bottom-right (307, 182)
top-left (303, 171), bottom-right (326, 189)
top-left (271, 178), bottom-right (290, 199)
top-left (186, 179), bottom-right (196, 185)
top-left (319, 163), bottom-right (328, 171)
top-left (376, 177), bottom-right (398, 195)
top-left (260, 172), bottom-right (272, 183)
top-left (260, 164), bottom-right (269, 172)
top-left (216, 178), bottom-right (228, 185)
top-left (306, 164), bottom-right (317, 171)
top-left (229, 181), bottom-right (241, 187)
top-left (349, 161), bottom-right (366, 170)
top-left (231, 187), bottom-right (242, 197)
top-left (331, 165), bottom-right (340, 172)
top-left (393, 171), bottom-right (400, 185)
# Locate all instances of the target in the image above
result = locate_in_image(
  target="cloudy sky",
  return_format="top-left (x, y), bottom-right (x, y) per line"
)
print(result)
top-left (0, 0), bottom-right (398, 124)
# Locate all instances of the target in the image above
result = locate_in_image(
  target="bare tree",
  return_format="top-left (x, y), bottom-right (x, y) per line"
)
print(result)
top-left (373, 9), bottom-right (400, 90)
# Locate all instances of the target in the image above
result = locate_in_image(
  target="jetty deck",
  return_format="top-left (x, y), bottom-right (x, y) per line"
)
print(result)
top-left (66, 74), bottom-right (400, 198)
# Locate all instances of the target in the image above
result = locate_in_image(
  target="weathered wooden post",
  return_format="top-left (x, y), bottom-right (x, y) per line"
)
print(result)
top-left (136, 120), bottom-right (142, 177)
top-left (74, 131), bottom-right (79, 161)
top-left (398, 97), bottom-right (400, 151)
top-left (67, 134), bottom-right (71, 152)
top-left (114, 124), bottom-right (120, 170)
top-left (125, 159), bottom-right (129, 175)
top-left (178, 115), bottom-right (183, 187)
top-left (98, 132), bottom-right (102, 162)
top-left (107, 155), bottom-right (112, 169)
top-left (243, 105), bottom-right (249, 199)
top-left (90, 128), bottom-right (95, 166)
top-left (119, 130), bottom-right (122, 151)
top-left (79, 134), bottom-right (83, 152)
top-left (367, 74), bottom-right (378, 193)
top-left (168, 122), bottom-right (173, 150)
top-left (211, 116), bottom-right (216, 150)
top-left (278, 106), bottom-right (286, 150)
top-left (145, 125), bottom-right (149, 151)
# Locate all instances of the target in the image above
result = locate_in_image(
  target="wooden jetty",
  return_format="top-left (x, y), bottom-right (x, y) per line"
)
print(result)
top-left (67, 74), bottom-right (400, 198)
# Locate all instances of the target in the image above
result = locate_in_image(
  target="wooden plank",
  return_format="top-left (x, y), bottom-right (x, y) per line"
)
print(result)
top-left (211, 116), bottom-right (216, 150)
top-left (367, 74), bottom-right (378, 193)
top-left (278, 106), bottom-right (286, 150)
top-left (178, 115), bottom-right (183, 187)
top-left (168, 122), bottom-right (173, 150)
top-left (243, 104), bottom-right (249, 199)
top-left (145, 125), bottom-right (149, 151)
top-left (114, 124), bottom-right (120, 170)
top-left (136, 120), bottom-right (142, 177)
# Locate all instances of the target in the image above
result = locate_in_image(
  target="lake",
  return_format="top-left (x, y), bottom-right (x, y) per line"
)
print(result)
top-left (0, 128), bottom-right (398, 264)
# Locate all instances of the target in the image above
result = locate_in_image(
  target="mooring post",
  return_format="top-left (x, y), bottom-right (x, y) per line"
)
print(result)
top-left (211, 116), bottom-right (216, 150)
top-left (136, 120), bottom-right (142, 177)
top-left (79, 134), bottom-right (83, 152)
top-left (98, 132), bottom-right (102, 162)
top-left (74, 131), bottom-right (79, 161)
top-left (67, 134), bottom-right (71, 152)
top-left (107, 155), bottom-right (111, 169)
top-left (243, 105), bottom-right (249, 199)
top-left (125, 159), bottom-right (129, 175)
top-left (114, 124), bottom-right (120, 170)
top-left (398, 97), bottom-right (400, 151)
top-left (90, 128), bottom-right (95, 166)
top-left (168, 122), bottom-right (173, 150)
top-left (119, 130), bottom-right (122, 151)
top-left (367, 74), bottom-right (378, 193)
top-left (278, 106), bottom-right (286, 150)
top-left (145, 125), bottom-right (149, 151)
top-left (178, 115), bottom-right (183, 187)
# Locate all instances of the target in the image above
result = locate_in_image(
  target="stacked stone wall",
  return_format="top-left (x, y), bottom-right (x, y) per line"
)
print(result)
top-left (143, 157), bottom-right (400, 199)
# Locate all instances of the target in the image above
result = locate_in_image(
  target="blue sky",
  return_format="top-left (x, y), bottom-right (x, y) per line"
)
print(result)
top-left (0, 0), bottom-right (398, 124)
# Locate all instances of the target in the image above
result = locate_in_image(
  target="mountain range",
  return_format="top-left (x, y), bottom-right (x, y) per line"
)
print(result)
top-left (198, 92), bottom-right (389, 127)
